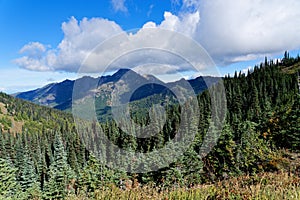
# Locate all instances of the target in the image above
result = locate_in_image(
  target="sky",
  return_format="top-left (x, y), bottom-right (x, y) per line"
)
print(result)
top-left (1, 0), bottom-right (300, 93)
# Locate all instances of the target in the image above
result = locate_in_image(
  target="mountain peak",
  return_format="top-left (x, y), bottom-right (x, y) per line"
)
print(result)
top-left (116, 68), bottom-right (131, 74)
top-left (113, 68), bottom-right (132, 76)
top-left (110, 68), bottom-right (136, 81)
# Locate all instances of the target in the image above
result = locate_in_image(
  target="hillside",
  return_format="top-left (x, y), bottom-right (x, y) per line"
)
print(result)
top-left (0, 102), bottom-right (23, 134)
top-left (0, 54), bottom-right (299, 199)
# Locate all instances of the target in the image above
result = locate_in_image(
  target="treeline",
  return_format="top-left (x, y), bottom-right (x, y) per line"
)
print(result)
top-left (0, 53), bottom-right (299, 199)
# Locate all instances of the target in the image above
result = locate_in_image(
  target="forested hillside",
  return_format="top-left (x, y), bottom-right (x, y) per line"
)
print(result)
top-left (0, 53), bottom-right (299, 199)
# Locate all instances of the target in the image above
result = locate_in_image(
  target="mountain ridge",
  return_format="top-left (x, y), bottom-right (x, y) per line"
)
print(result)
top-left (15, 69), bottom-right (221, 112)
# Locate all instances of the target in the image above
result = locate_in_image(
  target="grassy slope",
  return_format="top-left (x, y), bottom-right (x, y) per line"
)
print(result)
top-left (282, 62), bottom-right (300, 74)
top-left (66, 171), bottom-right (299, 200)
top-left (0, 92), bottom-right (74, 135)
top-left (0, 102), bottom-right (24, 134)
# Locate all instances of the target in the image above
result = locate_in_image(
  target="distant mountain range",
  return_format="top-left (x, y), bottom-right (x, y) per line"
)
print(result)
top-left (15, 69), bottom-right (221, 114)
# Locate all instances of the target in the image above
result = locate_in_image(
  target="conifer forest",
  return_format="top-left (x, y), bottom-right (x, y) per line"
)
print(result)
top-left (0, 53), bottom-right (299, 199)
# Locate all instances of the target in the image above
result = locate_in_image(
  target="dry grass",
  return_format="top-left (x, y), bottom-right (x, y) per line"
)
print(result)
top-left (66, 172), bottom-right (300, 200)
top-left (0, 102), bottom-right (7, 115)
top-left (0, 102), bottom-right (24, 134)
top-left (281, 62), bottom-right (300, 74)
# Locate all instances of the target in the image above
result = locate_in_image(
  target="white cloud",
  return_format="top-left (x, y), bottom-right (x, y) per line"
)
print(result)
top-left (14, 0), bottom-right (300, 74)
top-left (111, 0), bottom-right (127, 12)
top-left (159, 11), bottom-right (200, 36)
top-left (19, 42), bottom-right (46, 55)
top-left (15, 15), bottom-right (212, 76)
top-left (195, 0), bottom-right (300, 65)
top-left (15, 16), bottom-right (123, 72)
top-left (77, 26), bottom-right (214, 75)
top-left (14, 41), bottom-right (51, 71)
top-left (14, 56), bottom-right (51, 71)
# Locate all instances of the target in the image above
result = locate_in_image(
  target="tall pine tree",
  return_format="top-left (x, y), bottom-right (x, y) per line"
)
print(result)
top-left (43, 134), bottom-right (75, 199)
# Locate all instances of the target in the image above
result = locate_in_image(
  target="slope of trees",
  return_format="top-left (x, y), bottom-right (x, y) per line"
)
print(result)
top-left (0, 53), bottom-right (299, 199)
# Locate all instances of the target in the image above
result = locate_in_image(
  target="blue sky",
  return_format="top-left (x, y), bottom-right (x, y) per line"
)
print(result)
top-left (1, 0), bottom-right (300, 93)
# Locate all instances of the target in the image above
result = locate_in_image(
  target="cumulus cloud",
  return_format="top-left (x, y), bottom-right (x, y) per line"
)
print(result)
top-left (15, 17), bottom-right (123, 72)
top-left (14, 42), bottom-right (50, 71)
top-left (195, 0), bottom-right (300, 65)
top-left (14, 56), bottom-right (51, 71)
top-left (15, 14), bottom-right (211, 75)
top-left (14, 0), bottom-right (300, 74)
top-left (77, 26), bottom-right (214, 75)
top-left (111, 0), bottom-right (127, 12)
top-left (158, 11), bottom-right (200, 36)
top-left (19, 42), bottom-right (46, 55)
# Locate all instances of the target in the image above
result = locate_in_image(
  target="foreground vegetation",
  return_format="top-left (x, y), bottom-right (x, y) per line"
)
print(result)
top-left (0, 52), bottom-right (299, 199)
top-left (66, 171), bottom-right (300, 200)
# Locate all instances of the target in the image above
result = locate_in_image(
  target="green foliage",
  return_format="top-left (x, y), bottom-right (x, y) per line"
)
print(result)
top-left (43, 134), bottom-right (75, 199)
top-left (17, 146), bottom-right (41, 199)
top-left (78, 154), bottom-right (103, 197)
top-left (266, 94), bottom-right (300, 150)
top-left (0, 158), bottom-right (20, 199)
top-left (0, 116), bottom-right (12, 130)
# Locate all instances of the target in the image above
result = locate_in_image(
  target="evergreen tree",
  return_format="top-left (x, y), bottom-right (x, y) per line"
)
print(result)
top-left (235, 121), bottom-right (271, 173)
top-left (18, 146), bottom-right (41, 199)
top-left (78, 154), bottom-right (102, 196)
top-left (43, 134), bottom-right (75, 199)
top-left (0, 158), bottom-right (20, 199)
top-left (0, 130), bottom-right (7, 158)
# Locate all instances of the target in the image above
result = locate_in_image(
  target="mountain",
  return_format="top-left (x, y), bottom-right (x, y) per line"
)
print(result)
top-left (15, 69), bottom-right (220, 113)
top-left (15, 79), bottom-right (74, 108)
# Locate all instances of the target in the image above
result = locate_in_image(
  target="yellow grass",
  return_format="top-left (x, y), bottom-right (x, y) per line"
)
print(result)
top-left (0, 102), bottom-right (24, 134)
top-left (66, 171), bottom-right (300, 200)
